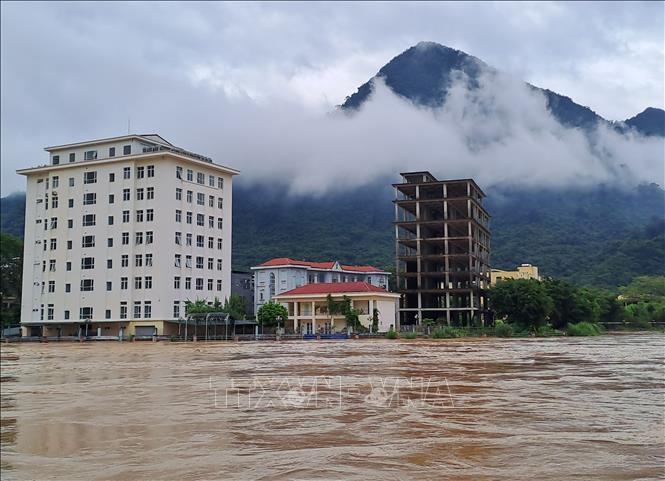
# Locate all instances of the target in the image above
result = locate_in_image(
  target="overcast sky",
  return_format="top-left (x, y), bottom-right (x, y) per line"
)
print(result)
top-left (1, 1), bottom-right (663, 195)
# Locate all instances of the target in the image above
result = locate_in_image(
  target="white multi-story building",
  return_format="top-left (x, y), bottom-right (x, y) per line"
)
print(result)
top-left (17, 134), bottom-right (238, 338)
top-left (251, 257), bottom-right (390, 314)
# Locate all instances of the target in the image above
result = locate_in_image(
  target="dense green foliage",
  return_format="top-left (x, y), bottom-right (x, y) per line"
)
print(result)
top-left (490, 279), bottom-right (554, 331)
top-left (185, 298), bottom-right (223, 315)
top-left (223, 294), bottom-right (247, 320)
top-left (385, 329), bottom-right (398, 339)
top-left (567, 322), bottom-right (604, 336)
top-left (256, 301), bottom-right (288, 327)
top-left (0, 233), bottom-right (22, 326)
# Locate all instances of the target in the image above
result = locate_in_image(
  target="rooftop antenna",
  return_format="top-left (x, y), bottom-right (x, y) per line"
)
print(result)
top-left (127, 118), bottom-right (131, 134)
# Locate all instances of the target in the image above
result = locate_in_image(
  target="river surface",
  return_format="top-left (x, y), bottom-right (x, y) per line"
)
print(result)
top-left (1, 334), bottom-right (664, 481)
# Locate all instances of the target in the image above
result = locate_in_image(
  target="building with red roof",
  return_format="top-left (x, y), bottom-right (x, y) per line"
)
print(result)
top-left (273, 282), bottom-right (400, 334)
top-left (251, 258), bottom-right (390, 315)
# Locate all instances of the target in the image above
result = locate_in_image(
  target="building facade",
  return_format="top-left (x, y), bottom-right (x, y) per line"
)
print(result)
top-left (17, 134), bottom-right (238, 337)
top-left (490, 264), bottom-right (540, 284)
top-left (394, 172), bottom-right (491, 327)
top-left (273, 282), bottom-right (399, 334)
top-left (231, 270), bottom-right (255, 317)
top-left (251, 257), bottom-right (390, 315)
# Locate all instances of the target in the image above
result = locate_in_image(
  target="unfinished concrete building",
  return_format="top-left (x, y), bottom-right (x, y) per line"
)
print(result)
top-left (394, 172), bottom-right (491, 327)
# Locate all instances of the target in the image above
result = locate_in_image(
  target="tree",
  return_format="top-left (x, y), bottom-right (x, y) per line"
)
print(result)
top-left (541, 277), bottom-right (579, 329)
top-left (223, 294), bottom-right (247, 320)
top-left (490, 279), bottom-right (553, 332)
top-left (185, 297), bottom-right (222, 315)
top-left (0, 233), bottom-right (23, 327)
top-left (257, 301), bottom-right (288, 327)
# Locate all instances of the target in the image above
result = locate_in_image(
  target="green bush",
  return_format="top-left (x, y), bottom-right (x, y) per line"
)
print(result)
top-left (170, 335), bottom-right (179, 342)
top-left (385, 329), bottom-right (398, 339)
top-left (432, 326), bottom-right (465, 338)
top-left (403, 331), bottom-right (418, 339)
top-left (567, 321), bottom-right (603, 336)
top-left (535, 325), bottom-right (562, 337)
top-left (494, 321), bottom-right (514, 338)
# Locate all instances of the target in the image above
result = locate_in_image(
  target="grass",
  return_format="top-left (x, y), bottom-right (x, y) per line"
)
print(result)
top-left (431, 326), bottom-right (467, 339)
top-left (494, 321), bottom-right (514, 338)
top-left (402, 331), bottom-right (418, 339)
top-left (385, 329), bottom-right (398, 339)
top-left (566, 321), bottom-right (604, 336)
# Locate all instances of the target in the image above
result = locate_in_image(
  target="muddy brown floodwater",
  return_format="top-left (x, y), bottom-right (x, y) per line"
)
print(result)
top-left (1, 334), bottom-right (664, 481)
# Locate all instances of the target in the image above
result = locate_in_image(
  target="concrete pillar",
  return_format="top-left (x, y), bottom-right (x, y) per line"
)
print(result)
top-left (311, 301), bottom-right (316, 334)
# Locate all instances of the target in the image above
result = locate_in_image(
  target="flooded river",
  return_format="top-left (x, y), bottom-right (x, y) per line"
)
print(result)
top-left (1, 334), bottom-right (664, 480)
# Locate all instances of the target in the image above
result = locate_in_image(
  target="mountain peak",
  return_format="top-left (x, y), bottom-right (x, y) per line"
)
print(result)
top-left (624, 107), bottom-right (665, 137)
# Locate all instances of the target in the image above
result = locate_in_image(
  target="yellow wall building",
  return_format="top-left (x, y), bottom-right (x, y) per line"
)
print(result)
top-left (491, 264), bottom-right (541, 285)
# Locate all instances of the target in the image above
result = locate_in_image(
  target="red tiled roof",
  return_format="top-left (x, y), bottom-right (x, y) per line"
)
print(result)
top-left (258, 257), bottom-right (385, 272)
top-left (275, 282), bottom-right (388, 297)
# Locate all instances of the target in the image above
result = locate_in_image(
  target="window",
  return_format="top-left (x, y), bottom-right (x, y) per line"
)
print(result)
top-left (136, 166), bottom-right (145, 179)
top-left (187, 169), bottom-right (193, 181)
top-left (196, 214), bottom-right (204, 226)
top-left (185, 277), bottom-right (191, 289)
top-left (64, 282), bottom-right (71, 293)
top-left (196, 172), bottom-right (204, 184)
top-left (123, 189), bottom-right (130, 201)
top-left (120, 302), bottom-right (127, 319)
top-left (123, 167), bottom-right (131, 179)
top-left (109, 147), bottom-right (116, 157)
top-left (52, 176), bottom-right (59, 188)
top-left (174, 276), bottom-right (181, 289)
top-left (107, 259), bottom-right (113, 269)
top-left (174, 254), bottom-right (181, 268)
top-left (68, 198), bottom-right (74, 208)
top-left (209, 195), bottom-right (214, 207)
top-left (48, 281), bottom-right (55, 293)
top-left (175, 210), bottom-right (182, 222)
top-left (135, 254), bottom-right (143, 267)
top-left (123, 210), bottom-right (130, 223)
top-left (176, 166), bottom-right (183, 179)
top-left (66, 261), bottom-right (71, 271)
top-left (209, 175), bottom-right (215, 187)
top-left (145, 277), bottom-right (152, 289)
top-left (207, 258), bottom-right (213, 269)
top-left (134, 302), bottom-right (141, 318)
top-left (135, 232), bottom-right (143, 245)
top-left (173, 301), bottom-right (180, 318)
top-left (186, 233), bottom-right (192, 246)
top-left (122, 232), bottom-right (129, 245)
top-left (82, 235), bottom-right (95, 248)
top-left (197, 193), bottom-right (204, 205)
top-left (81, 257), bottom-right (95, 269)
top-left (176, 188), bottom-right (182, 200)
top-left (208, 216), bottom-right (214, 228)
top-left (175, 232), bottom-right (182, 245)
top-left (68, 219), bottom-right (73, 229)
top-left (50, 217), bottom-right (57, 229)
top-left (121, 277), bottom-right (128, 290)
top-left (207, 279), bottom-right (213, 290)
top-left (109, 194), bottom-right (115, 204)
top-left (107, 237), bottom-right (113, 247)
top-left (196, 256), bottom-right (204, 269)
top-left (136, 210), bottom-right (144, 222)
top-left (144, 301), bottom-right (152, 318)
top-left (217, 238), bottom-right (222, 250)
top-left (84, 150), bottom-right (97, 161)
top-left (145, 253), bottom-right (152, 266)
top-left (197, 235), bottom-right (204, 248)
top-left (217, 197), bottom-right (223, 209)
top-left (69, 153), bottom-right (75, 162)
top-left (82, 213), bottom-right (96, 226)
top-left (83, 193), bottom-right (96, 205)
top-left (185, 255), bottom-right (192, 268)
top-left (146, 209), bottom-right (154, 222)
top-left (105, 309), bottom-right (111, 319)
top-left (109, 172), bottom-right (116, 183)
top-left (147, 187), bottom-right (154, 200)
top-left (106, 282), bottom-right (112, 292)
top-left (134, 277), bottom-right (142, 289)
top-left (50, 194), bottom-right (58, 209)
top-left (83, 171), bottom-right (97, 184)
top-left (186, 212), bottom-right (192, 224)
top-left (80, 279), bottom-right (94, 291)
top-left (186, 190), bottom-right (193, 203)
top-left (217, 218), bottom-right (223, 230)
top-left (136, 188), bottom-right (144, 200)
top-left (146, 231), bottom-right (153, 244)
top-left (196, 278), bottom-right (203, 290)
top-left (217, 280), bottom-right (222, 291)
top-left (217, 177), bottom-right (224, 189)
top-left (50, 238), bottom-right (57, 250)
top-left (123, 145), bottom-right (131, 155)
top-left (217, 259), bottom-right (222, 270)
top-left (208, 237), bottom-right (214, 249)
top-left (69, 177), bottom-right (75, 187)
top-left (108, 215), bottom-right (114, 225)
top-left (147, 165), bottom-right (154, 177)
top-left (121, 254), bottom-right (129, 267)
top-left (53, 155), bottom-right (60, 165)
top-left (64, 310), bottom-right (70, 320)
